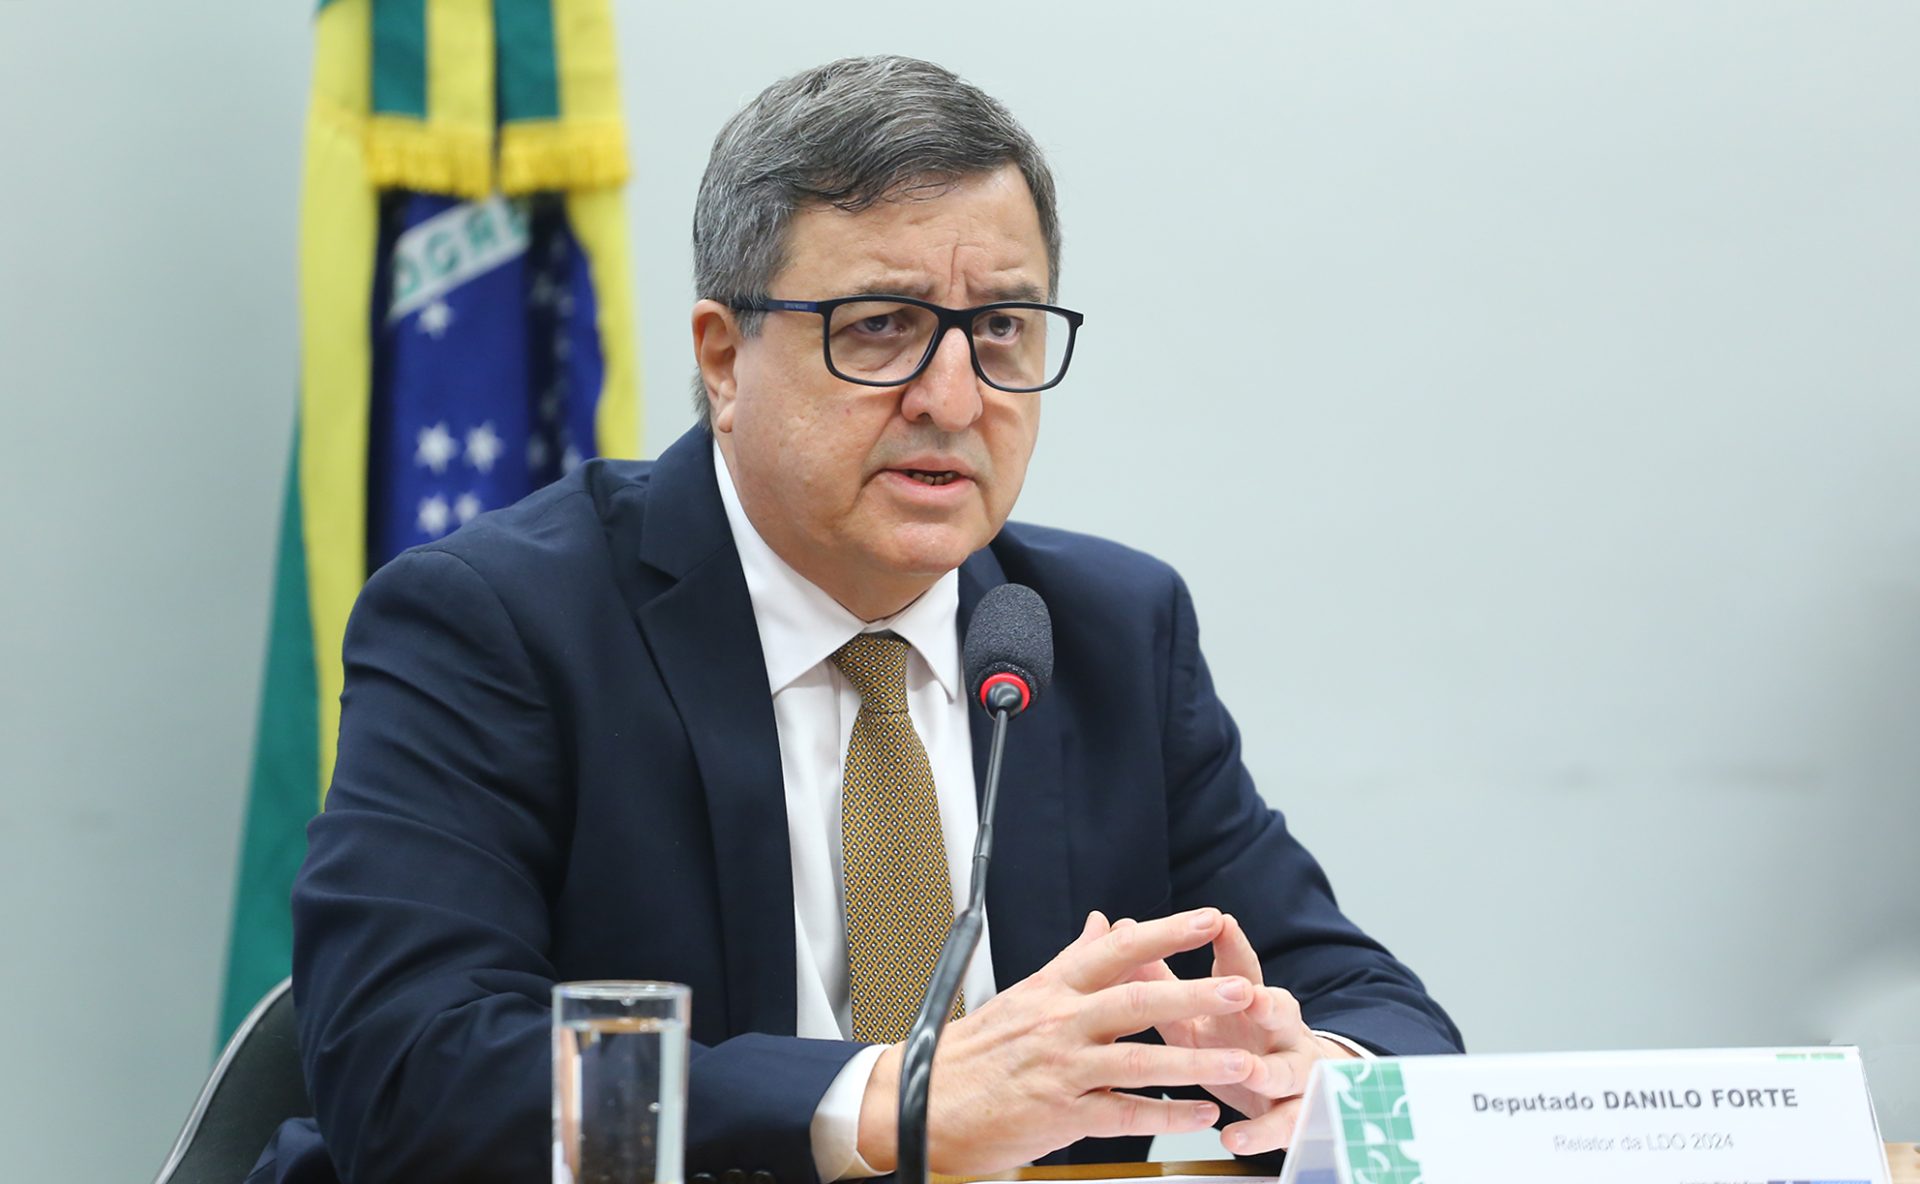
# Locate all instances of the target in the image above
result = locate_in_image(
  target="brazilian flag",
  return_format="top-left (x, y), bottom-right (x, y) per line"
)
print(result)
top-left (220, 0), bottom-right (642, 1039)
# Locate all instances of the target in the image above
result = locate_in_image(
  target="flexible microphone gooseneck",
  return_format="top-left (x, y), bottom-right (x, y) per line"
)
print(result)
top-left (895, 583), bottom-right (1054, 1184)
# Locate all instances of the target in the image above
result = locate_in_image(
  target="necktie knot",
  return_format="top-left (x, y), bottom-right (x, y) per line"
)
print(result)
top-left (831, 633), bottom-right (911, 714)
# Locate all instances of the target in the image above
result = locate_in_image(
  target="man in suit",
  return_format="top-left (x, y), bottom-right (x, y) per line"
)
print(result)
top-left (264, 55), bottom-right (1460, 1184)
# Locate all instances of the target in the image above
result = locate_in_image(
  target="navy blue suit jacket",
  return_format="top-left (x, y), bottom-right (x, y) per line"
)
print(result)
top-left (260, 426), bottom-right (1459, 1184)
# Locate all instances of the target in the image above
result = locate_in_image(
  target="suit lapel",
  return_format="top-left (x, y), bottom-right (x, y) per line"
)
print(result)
top-left (603, 429), bottom-right (797, 1038)
top-left (959, 551), bottom-right (1077, 992)
top-left (600, 433), bottom-right (1078, 1031)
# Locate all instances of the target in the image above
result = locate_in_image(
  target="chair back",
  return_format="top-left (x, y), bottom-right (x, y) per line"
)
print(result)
top-left (153, 978), bottom-right (311, 1184)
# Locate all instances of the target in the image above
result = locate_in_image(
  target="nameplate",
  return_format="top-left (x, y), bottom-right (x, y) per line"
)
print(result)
top-left (1277, 1047), bottom-right (1888, 1184)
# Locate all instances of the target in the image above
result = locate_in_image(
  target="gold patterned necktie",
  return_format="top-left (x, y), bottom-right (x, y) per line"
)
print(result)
top-left (832, 632), bottom-right (964, 1043)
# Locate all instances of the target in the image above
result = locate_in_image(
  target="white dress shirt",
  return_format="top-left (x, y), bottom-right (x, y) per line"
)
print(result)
top-left (713, 445), bottom-right (996, 1180)
top-left (711, 445), bottom-right (1369, 1178)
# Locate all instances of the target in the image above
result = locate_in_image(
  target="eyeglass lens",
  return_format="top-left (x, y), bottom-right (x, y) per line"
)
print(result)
top-left (825, 301), bottom-right (1070, 391)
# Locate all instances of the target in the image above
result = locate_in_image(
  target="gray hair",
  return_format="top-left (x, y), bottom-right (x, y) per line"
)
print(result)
top-left (688, 55), bottom-right (1061, 424)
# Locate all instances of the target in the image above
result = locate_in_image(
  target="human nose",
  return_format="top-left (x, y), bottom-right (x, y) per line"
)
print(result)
top-left (898, 326), bottom-right (983, 433)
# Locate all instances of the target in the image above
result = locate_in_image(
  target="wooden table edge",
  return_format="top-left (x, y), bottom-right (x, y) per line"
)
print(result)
top-left (943, 1143), bottom-right (1918, 1183)
top-left (941, 1165), bottom-right (1256, 1182)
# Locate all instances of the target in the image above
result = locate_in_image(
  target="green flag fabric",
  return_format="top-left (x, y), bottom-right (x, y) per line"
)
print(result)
top-left (219, 0), bottom-right (639, 1039)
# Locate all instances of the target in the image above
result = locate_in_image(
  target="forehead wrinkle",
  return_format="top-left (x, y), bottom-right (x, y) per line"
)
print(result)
top-left (777, 169), bottom-right (1048, 303)
top-left (941, 246), bottom-right (1046, 307)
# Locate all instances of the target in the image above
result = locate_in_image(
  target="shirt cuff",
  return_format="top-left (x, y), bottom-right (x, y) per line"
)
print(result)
top-left (810, 1043), bottom-right (890, 1181)
top-left (1312, 1029), bottom-right (1377, 1059)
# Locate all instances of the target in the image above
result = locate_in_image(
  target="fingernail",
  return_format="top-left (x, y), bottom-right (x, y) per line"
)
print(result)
top-left (1189, 909), bottom-right (1219, 933)
top-left (1194, 1103), bottom-right (1218, 1125)
top-left (1217, 978), bottom-right (1249, 1002)
top-left (1227, 1131), bottom-right (1247, 1152)
top-left (1223, 1051), bottom-right (1248, 1075)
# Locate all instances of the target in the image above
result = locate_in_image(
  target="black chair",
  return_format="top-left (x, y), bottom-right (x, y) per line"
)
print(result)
top-left (153, 978), bottom-right (312, 1184)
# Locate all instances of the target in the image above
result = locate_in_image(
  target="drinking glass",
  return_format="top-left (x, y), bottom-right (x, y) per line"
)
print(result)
top-left (553, 981), bottom-right (690, 1184)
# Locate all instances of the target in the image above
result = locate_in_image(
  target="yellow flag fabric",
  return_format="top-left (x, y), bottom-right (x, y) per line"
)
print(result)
top-left (365, 0), bottom-right (629, 199)
top-left (221, 0), bottom-right (639, 1039)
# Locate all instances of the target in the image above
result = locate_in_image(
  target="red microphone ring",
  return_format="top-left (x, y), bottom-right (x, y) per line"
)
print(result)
top-left (979, 672), bottom-right (1031, 712)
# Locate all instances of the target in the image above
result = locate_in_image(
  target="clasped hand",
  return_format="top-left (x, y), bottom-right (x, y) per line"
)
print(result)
top-left (857, 907), bottom-right (1350, 1174)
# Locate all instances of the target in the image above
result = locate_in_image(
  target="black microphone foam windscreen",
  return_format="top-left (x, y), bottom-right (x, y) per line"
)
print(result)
top-left (963, 583), bottom-right (1054, 706)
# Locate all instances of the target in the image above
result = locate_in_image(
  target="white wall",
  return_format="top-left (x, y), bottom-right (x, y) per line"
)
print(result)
top-left (2, 4), bottom-right (1915, 1180)
top-left (0, 3), bottom-right (311, 1182)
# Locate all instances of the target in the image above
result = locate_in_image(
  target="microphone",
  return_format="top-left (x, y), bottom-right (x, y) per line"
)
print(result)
top-left (963, 582), bottom-right (1054, 716)
top-left (896, 583), bottom-right (1054, 1184)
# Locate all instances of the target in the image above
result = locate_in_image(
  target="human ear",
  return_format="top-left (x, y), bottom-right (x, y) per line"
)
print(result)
top-left (691, 299), bottom-right (740, 432)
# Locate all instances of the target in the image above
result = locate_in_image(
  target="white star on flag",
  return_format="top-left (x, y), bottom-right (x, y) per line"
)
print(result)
top-left (418, 299), bottom-right (455, 339)
top-left (415, 422), bottom-right (458, 474)
top-left (454, 492), bottom-right (483, 525)
top-left (464, 422), bottom-right (504, 473)
top-left (417, 494), bottom-right (452, 537)
top-left (527, 436), bottom-right (550, 469)
top-left (562, 444), bottom-right (583, 473)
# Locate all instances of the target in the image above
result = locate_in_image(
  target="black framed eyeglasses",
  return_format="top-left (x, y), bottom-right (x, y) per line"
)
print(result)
top-left (730, 295), bottom-right (1085, 393)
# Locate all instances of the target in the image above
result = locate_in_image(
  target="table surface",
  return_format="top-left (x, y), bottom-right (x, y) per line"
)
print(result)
top-left (956, 1145), bottom-right (1920, 1182)
top-left (1897, 1143), bottom-right (1920, 1184)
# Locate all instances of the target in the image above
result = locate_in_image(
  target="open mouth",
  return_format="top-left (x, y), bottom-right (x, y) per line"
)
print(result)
top-left (898, 469), bottom-right (960, 486)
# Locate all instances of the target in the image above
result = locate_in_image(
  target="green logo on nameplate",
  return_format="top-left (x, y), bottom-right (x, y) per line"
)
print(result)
top-left (1331, 1061), bottom-right (1420, 1184)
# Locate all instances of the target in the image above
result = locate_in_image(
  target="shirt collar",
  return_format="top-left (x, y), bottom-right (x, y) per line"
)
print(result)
top-left (713, 440), bottom-right (961, 702)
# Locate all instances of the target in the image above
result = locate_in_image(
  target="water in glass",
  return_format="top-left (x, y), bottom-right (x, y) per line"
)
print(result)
top-left (554, 1013), bottom-right (687, 1184)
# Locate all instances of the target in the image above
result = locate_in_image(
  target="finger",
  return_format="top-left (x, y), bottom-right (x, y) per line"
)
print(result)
top-left (1077, 1041), bottom-right (1257, 1091)
top-left (1241, 984), bottom-right (1308, 1036)
top-left (1238, 1042), bottom-right (1323, 1101)
top-left (1077, 910), bottom-right (1110, 944)
top-left (1221, 1096), bottom-right (1302, 1154)
top-left (1059, 908), bottom-right (1226, 991)
top-left (1073, 1091), bottom-right (1220, 1141)
top-left (1210, 914), bottom-right (1265, 986)
top-left (1125, 959), bottom-right (1201, 1047)
top-left (1081, 974), bottom-right (1254, 1041)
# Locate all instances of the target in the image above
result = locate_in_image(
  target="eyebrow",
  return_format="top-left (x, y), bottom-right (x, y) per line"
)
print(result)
top-left (980, 280), bottom-right (1047, 303)
top-left (839, 276), bottom-right (1049, 305)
